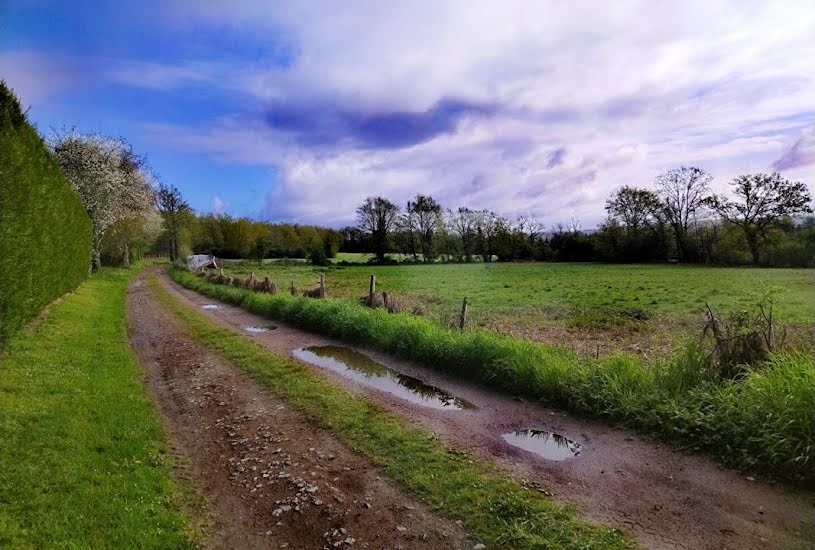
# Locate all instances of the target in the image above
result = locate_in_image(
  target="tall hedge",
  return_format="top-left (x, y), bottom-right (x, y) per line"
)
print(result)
top-left (0, 82), bottom-right (92, 346)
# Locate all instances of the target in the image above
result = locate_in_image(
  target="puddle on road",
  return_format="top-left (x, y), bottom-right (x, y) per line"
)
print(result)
top-left (201, 304), bottom-right (221, 310)
top-left (502, 429), bottom-right (582, 461)
top-left (245, 325), bottom-right (278, 333)
top-left (292, 345), bottom-right (476, 411)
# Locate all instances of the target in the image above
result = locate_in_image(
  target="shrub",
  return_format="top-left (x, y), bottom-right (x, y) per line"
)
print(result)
top-left (702, 292), bottom-right (786, 380)
top-left (309, 247), bottom-right (329, 266)
top-left (0, 82), bottom-right (92, 346)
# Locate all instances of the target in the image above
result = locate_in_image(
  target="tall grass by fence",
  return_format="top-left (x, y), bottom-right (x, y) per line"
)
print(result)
top-left (0, 82), bottom-right (92, 346)
top-left (169, 266), bottom-right (814, 484)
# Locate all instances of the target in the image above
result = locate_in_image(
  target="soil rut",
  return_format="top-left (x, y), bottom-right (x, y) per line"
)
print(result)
top-left (157, 269), bottom-right (815, 550)
top-left (127, 271), bottom-right (469, 549)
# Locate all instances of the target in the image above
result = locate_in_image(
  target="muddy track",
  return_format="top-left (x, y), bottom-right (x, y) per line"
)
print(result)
top-left (155, 268), bottom-right (815, 550)
top-left (127, 271), bottom-right (469, 549)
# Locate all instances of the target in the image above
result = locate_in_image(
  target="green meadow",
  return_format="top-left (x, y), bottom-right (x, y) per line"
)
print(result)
top-left (220, 261), bottom-right (815, 354)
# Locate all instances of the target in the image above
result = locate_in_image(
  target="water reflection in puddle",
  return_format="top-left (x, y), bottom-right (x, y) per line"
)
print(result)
top-left (502, 429), bottom-right (582, 461)
top-left (292, 345), bottom-right (476, 411)
top-left (201, 304), bottom-right (220, 310)
top-left (245, 325), bottom-right (278, 333)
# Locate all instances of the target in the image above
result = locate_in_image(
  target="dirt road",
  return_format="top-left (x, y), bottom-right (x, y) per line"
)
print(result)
top-left (127, 271), bottom-right (469, 549)
top-left (155, 268), bottom-right (815, 550)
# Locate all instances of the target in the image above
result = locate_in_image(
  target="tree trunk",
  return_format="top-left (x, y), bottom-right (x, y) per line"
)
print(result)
top-left (122, 241), bottom-right (130, 268)
top-left (91, 231), bottom-right (103, 272)
top-left (673, 227), bottom-right (685, 262)
top-left (169, 214), bottom-right (177, 261)
top-left (746, 230), bottom-right (761, 265)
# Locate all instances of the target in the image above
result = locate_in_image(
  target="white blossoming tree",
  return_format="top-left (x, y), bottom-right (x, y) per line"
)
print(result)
top-left (50, 132), bottom-right (155, 271)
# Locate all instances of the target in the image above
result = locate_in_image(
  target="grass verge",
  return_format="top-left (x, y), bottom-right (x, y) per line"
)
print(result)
top-left (0, 268), bottom-right (197, 549)
top-left (169, 267), bottom-right (815, 484)
top-left (150, 273), bottom-right (635, 549)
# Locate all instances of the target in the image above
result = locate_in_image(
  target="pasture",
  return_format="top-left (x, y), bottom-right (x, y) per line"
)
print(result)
top-left (220, 261), bottom-right (815, 356)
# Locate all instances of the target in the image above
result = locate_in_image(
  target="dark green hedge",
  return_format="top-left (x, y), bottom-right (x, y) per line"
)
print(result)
top-left (0, 82), bottom-right (92, 346)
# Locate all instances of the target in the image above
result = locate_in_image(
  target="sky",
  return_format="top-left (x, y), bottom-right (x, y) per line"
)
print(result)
top-left (2, 1), bottom-right (814, 228)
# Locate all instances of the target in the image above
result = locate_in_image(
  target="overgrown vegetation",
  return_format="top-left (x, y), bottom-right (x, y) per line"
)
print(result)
top-left (151, 274), bottom-right (635, 549)
top-left (0, 82), bottom-right (92, 346)
top-left (170, 266), bottom-right (815, 483)
top-left (0, 268), bottom-right (196, 548)
top-left (702, 291), bottom-right (787, 380)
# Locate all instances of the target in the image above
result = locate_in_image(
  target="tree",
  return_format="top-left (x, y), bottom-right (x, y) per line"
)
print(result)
top-left (296, 225), bottom-right (324, 256)
top-left (339, 226), bottom-right (365, 253)
top-left (319, 228), bottom-right (342, 258)
top-left (51, 132), bottom-right (154, 271)
top-left (398, 209), bottom-right (420, 261)
top-left (156, 183), bottom-right (190, 262)
top-left (447, 208), bottom-right (479, 261)
top-left (513, 215), bottom-right (545, 259)
top-left (356, 196), bottom-right (399, 262)
top-left (654, 167), bottom-right (712, 261)
top-left (101, 209), bottom-right (164, 267)
top-left (706, 173), bottom-right (812, 264)
top-left (406, 194), bottom-right (442, 261)
top-left (605, 186), bottom-right (661, 230)
top-left (602, 186), bottom-right (669, 262)
top-left (474, 210), bottom-right (501, 262)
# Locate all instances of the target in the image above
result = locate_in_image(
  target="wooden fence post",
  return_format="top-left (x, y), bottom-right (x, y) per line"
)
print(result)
top-left (369, 274), bottom-right (376, 306)
top-left (319, 273), bottom-right (326, 298)
top-left (290, 280), bottom-right (296, 296)
top-left (382, 291), bottom-right (389, 312)
top-left (459, 297), bottom-right (469, 330)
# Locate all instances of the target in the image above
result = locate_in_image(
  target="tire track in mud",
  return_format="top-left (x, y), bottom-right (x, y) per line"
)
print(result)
top-left (157, 268), bottom-right (815, 550)
top-left (127, 271), bottom-right (469, 549)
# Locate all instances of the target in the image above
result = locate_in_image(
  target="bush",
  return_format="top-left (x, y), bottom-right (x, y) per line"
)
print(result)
top-left (0, 82), bottom-right (92, 346)
top-left (309, 247), bottom-right (329, 266)
top-left (170, 266), bottom-right (815, 482)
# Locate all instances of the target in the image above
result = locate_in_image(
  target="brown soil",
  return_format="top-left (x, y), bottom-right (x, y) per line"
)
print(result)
top-left (157, 268), bottom-right (815, 550)
top-left (127, 270), bottom-right (469, 549)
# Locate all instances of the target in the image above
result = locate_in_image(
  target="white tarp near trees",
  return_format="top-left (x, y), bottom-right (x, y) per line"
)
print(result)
top-left (186, 254), bottom-right (218, 270)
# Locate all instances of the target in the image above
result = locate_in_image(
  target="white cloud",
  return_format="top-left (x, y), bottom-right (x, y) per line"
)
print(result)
top-left (137, 0), bottom-right (815, 226)
top-left (107, 61), bottom-right (221, 90)
top-left (1, 50), bottom-right (88, 105)
top-left (211, 195), bottom-right (229, 214)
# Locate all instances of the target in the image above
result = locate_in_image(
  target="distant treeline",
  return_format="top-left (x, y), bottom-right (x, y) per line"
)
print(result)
top-left (340, 213), bottom-right (815, 267)
top-left (345, 168), bottom-right (814, 267)
top-left (176, 186), bottom-right (814, 268)
top-left (159, 213), bottom-right (342, 264)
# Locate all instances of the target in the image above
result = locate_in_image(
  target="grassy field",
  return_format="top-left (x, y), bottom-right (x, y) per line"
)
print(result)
top-left (220, 261), bottom-right (815, 355)
top-left (0, 268), bottom-right (197, 549)
top-left (151, 273), bottom-right (635, 549)
top-left (170, 267), bottom-right (815, 483)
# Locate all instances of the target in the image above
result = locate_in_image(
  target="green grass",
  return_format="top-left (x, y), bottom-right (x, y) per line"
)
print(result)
top-left (0, 268), bottom-right (197, 549)
top-left (170, 267), bottom-right (815, 483)
top-left (222, 262), bottom-right (815, 322)
top-left (150, 274), bottom-right (635, 549)
top-left (220, 262), bottom-right (815, 357)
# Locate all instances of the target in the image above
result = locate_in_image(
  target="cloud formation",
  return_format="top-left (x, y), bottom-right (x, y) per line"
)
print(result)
top-left (6, 1), bottom-right (813, 227)
top-left (773, 127), bottom-right (815, 172)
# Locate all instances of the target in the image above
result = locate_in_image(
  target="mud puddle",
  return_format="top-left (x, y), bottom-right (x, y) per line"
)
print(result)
top-left (245, 324), bottom-right (277, 333)
top-left (293, 345), bottom-right (476, 411)
top-left (503, 429), bottom-right (582, 461)
top-left (160, 270), bottom-right (815, 550)
top-left (201, 304), bottom-right (221, 310)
